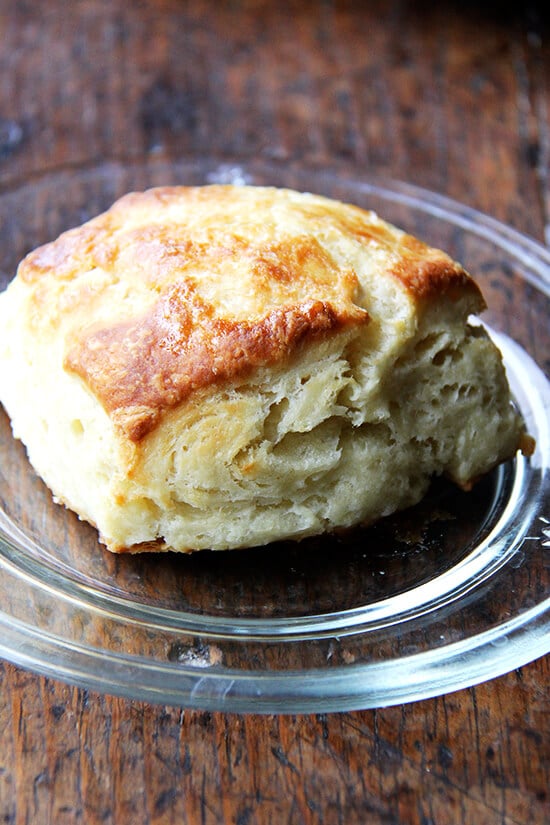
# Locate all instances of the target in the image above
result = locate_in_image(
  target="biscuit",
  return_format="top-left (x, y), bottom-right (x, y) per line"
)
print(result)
top-left (0, 185), bottom-right (530, 552)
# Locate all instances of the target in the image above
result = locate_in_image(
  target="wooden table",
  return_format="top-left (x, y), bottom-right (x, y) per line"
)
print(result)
top-left (0, 2), bottom-right (548, 822)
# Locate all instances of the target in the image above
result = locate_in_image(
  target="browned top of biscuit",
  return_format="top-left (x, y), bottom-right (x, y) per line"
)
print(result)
top-left (19, 185), bottom-right (483, 441)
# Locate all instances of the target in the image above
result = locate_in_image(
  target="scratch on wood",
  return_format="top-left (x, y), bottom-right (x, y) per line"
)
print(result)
top-left (271, 745), bottom-right (300, 776)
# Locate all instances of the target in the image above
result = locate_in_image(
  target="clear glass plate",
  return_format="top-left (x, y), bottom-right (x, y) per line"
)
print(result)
top-left (0, 158), bottom-right (548, 712)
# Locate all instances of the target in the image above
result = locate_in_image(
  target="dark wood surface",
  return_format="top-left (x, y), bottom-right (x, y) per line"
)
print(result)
top-left (0, 2), bottom-right (548, 823)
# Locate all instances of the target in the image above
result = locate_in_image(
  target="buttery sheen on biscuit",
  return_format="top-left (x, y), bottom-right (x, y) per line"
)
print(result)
top-left (0, 185), bottom-right (529, 552)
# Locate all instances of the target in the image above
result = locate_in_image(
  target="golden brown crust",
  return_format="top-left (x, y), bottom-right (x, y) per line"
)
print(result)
top-left (294, 199), bottom-right (484, 304)
top-left (18, 185), bottom-right (483, 441)
top-left (391, 249), bottom-right (481, 303)
top-left (65, 293), bottom-right (363, 441)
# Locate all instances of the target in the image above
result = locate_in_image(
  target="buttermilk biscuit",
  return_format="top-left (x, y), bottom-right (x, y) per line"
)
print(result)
top-left (0, 185), bottom-right (529, 552)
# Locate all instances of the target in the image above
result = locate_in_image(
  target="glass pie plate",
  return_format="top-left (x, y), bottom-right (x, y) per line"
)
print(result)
top-left (0, 158), bottom-right (548, 713)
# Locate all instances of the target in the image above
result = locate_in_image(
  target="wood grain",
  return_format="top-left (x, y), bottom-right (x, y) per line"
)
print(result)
top-left (0, 1), bottom-right (548, 823)
top-left (1, 660), bottom-right (548, 824)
